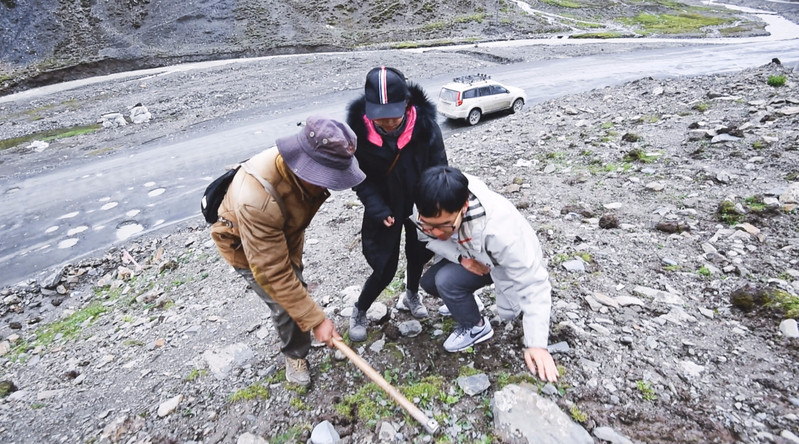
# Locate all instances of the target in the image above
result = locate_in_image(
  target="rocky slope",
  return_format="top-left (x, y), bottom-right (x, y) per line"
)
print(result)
top-left (0, 0), bottom-right (768, 95)
top-left (0, 53), bottom-right (797, 443)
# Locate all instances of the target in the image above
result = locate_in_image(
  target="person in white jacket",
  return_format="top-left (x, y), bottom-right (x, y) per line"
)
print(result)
top-left (412, 166), bottom-right (558, 382)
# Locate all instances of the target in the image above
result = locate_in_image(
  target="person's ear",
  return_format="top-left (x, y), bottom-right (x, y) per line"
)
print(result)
top-left (462, 200), bottom-right (469, 212)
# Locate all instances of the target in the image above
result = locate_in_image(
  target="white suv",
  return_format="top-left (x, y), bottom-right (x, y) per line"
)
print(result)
top-left (438, 74), bottom-right (526, 125)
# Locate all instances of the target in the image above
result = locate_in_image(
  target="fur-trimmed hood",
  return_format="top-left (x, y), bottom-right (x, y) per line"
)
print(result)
top-left (346, 82), bottom-right (439, 141)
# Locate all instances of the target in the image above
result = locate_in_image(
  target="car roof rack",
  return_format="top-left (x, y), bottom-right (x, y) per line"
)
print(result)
top-left (452, 73), bottom-right (491, 85)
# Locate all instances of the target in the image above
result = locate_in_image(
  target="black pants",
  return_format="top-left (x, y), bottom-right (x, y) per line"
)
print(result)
top-left (356, 218), bottom-right (433, 311)
top-left (421, 259), bottom-right (493, 328)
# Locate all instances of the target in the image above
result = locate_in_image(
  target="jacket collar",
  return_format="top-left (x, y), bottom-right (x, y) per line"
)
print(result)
top-left (362, 105), bottom-right (417, 149)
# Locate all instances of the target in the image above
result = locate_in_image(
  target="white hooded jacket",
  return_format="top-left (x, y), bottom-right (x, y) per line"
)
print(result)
top-left (413, 174), bottom-right (552, 348)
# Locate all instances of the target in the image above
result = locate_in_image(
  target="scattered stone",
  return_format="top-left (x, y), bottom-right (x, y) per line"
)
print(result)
top-left (631, 286), bottom-right (683, 305)
top-left (780, 319), bottom-right (799, 338)
top-left (157, 394), bottom-right (183, 417)
top-left (541, 383), bottom-right (558, 396)
top-left (366, 302), bottom-right (388, 322)
top-left (129, 103), bottom-right (152, 123)
top-left (655, 220), bottom-right (689, 233)
top-left (730, 283), bottom-right (771, 312)
top-left (560, 204), bottom-right (594, 218)
top-left (369, 338), bottom-right (385, 353)
top-left (599, 214), bottom-right (619, 229)
top-left (0, 380), bottom-right (18, 397)
top-left (310, 420), bottom-right (339, 444)
top-left (202, 343), bottom-right (255, 380)
top-left (398, 320), bottom-right (423, 337)
top-left (563, 259), bottom-right (586, 273)
top-left (592, 293), bottom-right (620, 309)
top-left (0, 341), bottom-right (10, 357)
top-left (594, 426), bottom-right (634, 444)
top-left (377, 421), bottom-right (398, 442)
top-left (711, 133), bottom-right (742, 144)
top-left (779, 431), bottom-right (799, 444)
top-left (547, 341), bottom-right (570, 354)
top-left (42, 267), bottom-right (65, 289)
top-left (101, 415), bottom-right (146, 443)
top-left (493, 384), bottom-right (592, 443)
top-left (99, 112), bottom-right (127, 127)
top-left (679, 360), bottom-right (705, 378)
top-left (457, 373), bottom-right (490, 396)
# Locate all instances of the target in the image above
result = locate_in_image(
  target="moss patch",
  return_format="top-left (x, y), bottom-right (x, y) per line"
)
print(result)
top-left (0, 124), bottom-right (101, 151)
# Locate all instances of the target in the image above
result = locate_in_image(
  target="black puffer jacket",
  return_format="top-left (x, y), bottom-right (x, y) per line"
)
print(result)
top-left (346, 84), bottom-right (448, 269)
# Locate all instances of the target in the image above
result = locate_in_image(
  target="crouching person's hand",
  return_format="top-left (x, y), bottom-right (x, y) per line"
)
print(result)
top-left (312, 318), bottom-right (341, 347)
top-left (523, 347), bottom-right (559, 383)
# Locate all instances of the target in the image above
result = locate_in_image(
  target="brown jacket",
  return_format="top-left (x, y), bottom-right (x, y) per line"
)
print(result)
top-left (210, 147), bottom-right (329, 332)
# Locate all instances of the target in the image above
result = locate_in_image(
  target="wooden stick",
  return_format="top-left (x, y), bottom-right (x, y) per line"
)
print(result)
top-left (332, 338), bottom-right (439, 435)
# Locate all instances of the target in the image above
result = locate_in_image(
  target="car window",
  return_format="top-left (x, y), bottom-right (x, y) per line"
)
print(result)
top-left (463, 89), bottom-right (477, 99)
top-left (440, 88), bottom-right (459, 102)
top-left (492, 85), bottom-right (509, 94)
top-left (478, 86), bottom-right (491, 97)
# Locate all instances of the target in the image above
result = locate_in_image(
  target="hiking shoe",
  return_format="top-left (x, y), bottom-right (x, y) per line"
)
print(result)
top-left (443, 316), bottom-right (494, 352)
top-left (349, 306), bottom-right (368, 342)
top-left (285, 356), bottom-right (311, 387)
top-left (396, 289), bottom-right (429, 318)
top-left (438, 294), bottom-right (484, 317)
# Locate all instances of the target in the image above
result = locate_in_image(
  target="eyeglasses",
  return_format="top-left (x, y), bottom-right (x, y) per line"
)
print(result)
top-left (412, 210), bottom-right (464, 236)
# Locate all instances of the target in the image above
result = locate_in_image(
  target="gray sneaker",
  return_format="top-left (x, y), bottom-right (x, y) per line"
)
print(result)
top-left (443, 316), bottom-right (494, 352)
top-left (438, 294), bottom-right (484, 316)
top-left (285, 356), bottom-right (311, 387)
top-left (349, 306), bottom-right (368, 342)
top-left (396, 289), bottom-right (429, 319)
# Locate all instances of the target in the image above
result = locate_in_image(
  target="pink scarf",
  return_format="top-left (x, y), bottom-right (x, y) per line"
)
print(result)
top-left (362, 105), bottom-right (417, 149)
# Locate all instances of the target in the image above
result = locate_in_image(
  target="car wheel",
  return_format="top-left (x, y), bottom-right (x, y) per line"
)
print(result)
top-left (511, 98), bottom-right (524, 113)
top-left (467, 109), bottom-right (481, 126)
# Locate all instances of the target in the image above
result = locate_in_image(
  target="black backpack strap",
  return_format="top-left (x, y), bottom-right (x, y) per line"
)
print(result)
top-left (241, 162), bottom-right (288, 222)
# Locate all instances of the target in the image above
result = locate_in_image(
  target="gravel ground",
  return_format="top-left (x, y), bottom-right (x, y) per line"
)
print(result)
top-left (1, 38), bottom-right (799, 444)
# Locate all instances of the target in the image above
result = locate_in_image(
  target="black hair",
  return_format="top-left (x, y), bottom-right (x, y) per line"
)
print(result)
top-left (414, 166), bottom-right (470, 217)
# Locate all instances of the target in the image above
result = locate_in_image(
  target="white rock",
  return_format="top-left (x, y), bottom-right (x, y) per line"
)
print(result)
top-left (37, 389), bottom-right (66, 400)
top-left (339, 285), bottom-right (361, 304)
top-left (679, 360), bottom-right (704, 378)
top-left (779, 319), bottom-right (799, 338)
top-left (27, 140), bottom-right (49, 152)
top-left (129, 104), bottom-right (152, 124)
top-left (0, 340), bottom-right (10, 357)
top-left (157, 394), bottom-right (183, 417)
top-left (310, 420), bottom-right (340, 444)
top-left (615, 296), bottom-right (645, 307)
top-left (594, 426), bottom-right (634, 444)
top-left (237, 432), bottom-right (269, 444)
top-left (366, 302), bottom-right (387, 322)
top-left (202, 343), bottom-right (255, 380)
top-left (593, 293), bottom-right (620, 309)
top-left (633, 286), bottom-right (685, 305)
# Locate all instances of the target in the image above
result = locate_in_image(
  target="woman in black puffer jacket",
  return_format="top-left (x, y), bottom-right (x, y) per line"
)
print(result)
top-left (346, 66), bottom-right (448, 341)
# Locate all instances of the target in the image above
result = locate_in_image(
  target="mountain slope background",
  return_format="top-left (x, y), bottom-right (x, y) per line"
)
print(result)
top-left (0, 0), bottom-right (781, 94)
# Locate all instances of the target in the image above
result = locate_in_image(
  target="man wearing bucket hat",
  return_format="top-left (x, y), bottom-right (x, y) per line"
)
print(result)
top-left (345, 66), bottom-right (448, 342)
top-left (210, 116), bottom-right (365, 386)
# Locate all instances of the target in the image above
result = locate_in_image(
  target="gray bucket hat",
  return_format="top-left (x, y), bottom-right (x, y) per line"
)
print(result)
top-left (276, 116), bottom-right (365, 191)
